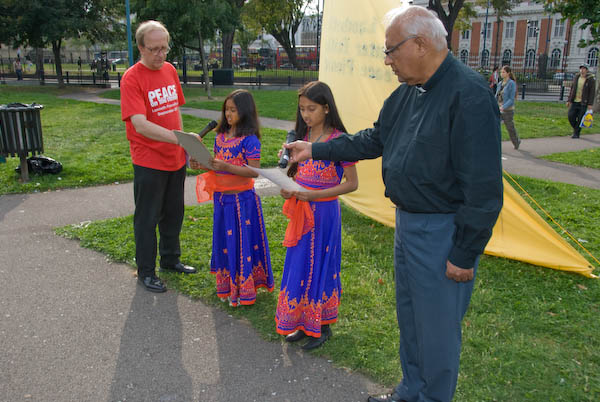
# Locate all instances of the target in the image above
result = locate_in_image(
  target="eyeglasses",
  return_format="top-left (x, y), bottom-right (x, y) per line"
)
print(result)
top-left (144, 46), bottom-right (170, 55)
top-left (383, 35), bottom-right (417, 57)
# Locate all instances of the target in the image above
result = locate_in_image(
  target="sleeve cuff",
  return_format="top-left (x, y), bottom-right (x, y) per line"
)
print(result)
top-left (448, 246), bottom-right (478, 269)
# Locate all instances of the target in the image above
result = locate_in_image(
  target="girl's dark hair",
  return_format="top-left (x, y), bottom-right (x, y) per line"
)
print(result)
top-left (288, 81), bottom-right (347, 177)
top-left (502, 65), bottom-right (516, 82)
top-left (216, 89), bottom-right (261, 139)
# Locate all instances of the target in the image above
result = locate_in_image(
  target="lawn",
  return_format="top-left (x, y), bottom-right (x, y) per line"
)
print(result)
top-left (0, 86), bottom-right (286, 195)
top-left (56, 175), bottom-right (600, 401)
top-left (101, 87), bottom-right (300, 121)
top-left (542, 148), bottom-right (600, 170)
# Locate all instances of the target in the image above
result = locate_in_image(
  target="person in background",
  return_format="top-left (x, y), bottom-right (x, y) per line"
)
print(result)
top-left (192, 90), bottom-right (274, 307)
top-left (284, 6), bottom-right (502, 402)
top-left (120, 20), bottom-right (197, 293)
top-left (275, 81), bottom-right (358, 350)
top-left (496, 65), bottom-right (521, 149)
top-left (489, 65), bottom-right (499, 94)
top-left (14, 57), bottom-right (23, 80)
top-left (567, 63), bottom-right (595, 139)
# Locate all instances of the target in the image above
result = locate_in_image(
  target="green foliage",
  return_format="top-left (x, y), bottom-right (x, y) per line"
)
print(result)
top-left (243, 0), bottom-right (308, 67)
top-left (542, 0), bottom-right (600, 46)
top-left (57, 176), bottom-right (600, 400)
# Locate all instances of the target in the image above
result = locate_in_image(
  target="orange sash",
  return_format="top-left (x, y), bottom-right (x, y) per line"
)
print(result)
top-left (196, 171), bottom-right (255, 202)
top-left (282, 195), bottom-right (338, 247)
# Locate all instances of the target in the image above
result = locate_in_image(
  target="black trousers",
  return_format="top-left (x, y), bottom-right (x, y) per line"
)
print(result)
top-left (133, 164), bottom-right (186, 278)
top-left (568, 102), bottom-right (586, 135)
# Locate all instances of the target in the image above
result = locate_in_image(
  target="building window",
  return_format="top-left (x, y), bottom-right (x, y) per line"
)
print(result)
top-left (502, 49), bottom-right (512, 66)
top-left (482, 22), bottom-right (492, 38)
top-left (554, 19), bottom-right (565, 37)
top-left (461, 30), bottom-right (470, 40)
top-left (481, 49), bottom-right (490, 67)
top-left (550, 49), bottom-right (561, 68)
top-left (587, 48), bottom-right (599, 67)
top-left (525, 49), bottom-right (536, 68)
top-left (460, 49), bottom-right (469, 64)
top-left (505, 21), bottom-right (514, 39)
top-left (527, 20), bottom-right (539, 38)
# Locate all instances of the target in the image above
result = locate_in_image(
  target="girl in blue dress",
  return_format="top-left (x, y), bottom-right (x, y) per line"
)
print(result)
top-left (194, 90), bottom-right (274, 307)
top-left (275, 81), bottom-right (358, 350)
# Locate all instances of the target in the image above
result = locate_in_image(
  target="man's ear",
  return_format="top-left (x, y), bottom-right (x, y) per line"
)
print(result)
top-left (413, 36), bottom-right (428, 55)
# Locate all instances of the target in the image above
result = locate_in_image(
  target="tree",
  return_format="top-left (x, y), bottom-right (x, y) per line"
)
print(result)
top-left (134, 0), bottom-right (222, 96)
top-left (3, 0), bottom-right (123, 86)
top-left (218, 0), bottom-right (245, 69)
top-left (542, 0), bottom-right (600, 113)
top-left (428, 0), bottom-right (470, 49)
top-left (243, 0), bottom-right (309, 69)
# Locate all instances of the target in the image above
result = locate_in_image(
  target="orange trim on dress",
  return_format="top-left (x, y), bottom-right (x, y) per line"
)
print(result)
top-left (282, 194), bottom-right (338, 247)
top-left (196, 171), bottom-right (255, 202)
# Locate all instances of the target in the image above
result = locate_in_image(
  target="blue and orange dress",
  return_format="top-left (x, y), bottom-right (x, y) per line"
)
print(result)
top-left (275, 129), bottom-right (357, 338)
top-left (196, 133), bottom-right (274, 306)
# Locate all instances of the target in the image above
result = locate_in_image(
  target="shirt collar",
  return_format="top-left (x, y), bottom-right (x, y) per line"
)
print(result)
top-left (418, 52), bottom-right (453, 93)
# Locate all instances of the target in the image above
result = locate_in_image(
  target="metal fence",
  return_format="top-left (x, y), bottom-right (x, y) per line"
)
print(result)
top-left (457, 52), bottom-right (598, 99)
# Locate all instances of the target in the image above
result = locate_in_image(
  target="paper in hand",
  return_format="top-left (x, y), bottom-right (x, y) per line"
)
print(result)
top-left (174, 130), bottom-right (212, 167)
top-left (245, 165), bottom-right (307, 192)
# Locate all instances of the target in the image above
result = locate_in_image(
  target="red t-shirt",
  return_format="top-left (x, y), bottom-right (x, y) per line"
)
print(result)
top-left (120, 62), bottom-right (186, 171)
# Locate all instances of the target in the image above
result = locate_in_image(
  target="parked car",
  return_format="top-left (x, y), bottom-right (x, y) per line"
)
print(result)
top-left (279, 63), bottom-right (294, 70)
top-left (552, 72), bottom-right (575, 82)
top-left (238, 62), bottom-right (251, 69)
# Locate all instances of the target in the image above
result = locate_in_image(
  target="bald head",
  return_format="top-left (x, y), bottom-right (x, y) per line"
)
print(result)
top-left (385, 5), bottom-right (448, 51)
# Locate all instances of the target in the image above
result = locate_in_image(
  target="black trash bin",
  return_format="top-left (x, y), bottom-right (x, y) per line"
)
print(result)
top-left (0, 102), bottom-right (44, 182)
top-left (212, 69), bottom-right (234, 86)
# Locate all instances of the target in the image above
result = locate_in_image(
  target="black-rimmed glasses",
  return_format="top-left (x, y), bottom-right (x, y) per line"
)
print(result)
top-left (383, 35), bottom-right (417, 57)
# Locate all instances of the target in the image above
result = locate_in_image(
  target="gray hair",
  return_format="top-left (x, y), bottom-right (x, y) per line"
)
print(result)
top-left (384, 5), bottom-right (448, 50)
top-left (135, 20), bottom-right (170, 47)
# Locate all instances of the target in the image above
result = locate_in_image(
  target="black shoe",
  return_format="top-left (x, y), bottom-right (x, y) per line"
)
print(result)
top-left (285, 330), bottom-right (307, 342)
top-left (302, 325), bottom-right (331, 350)
top-left (514, 138), bottom-right (521, 150)
top-left (571, 133), bottom-right (580, 139)
top-left (139, 276), bottom-right (167, 293)
top-left (160, 262), bottom-right (197, 274)
top-left (367, 392), bottom-right (406, 402)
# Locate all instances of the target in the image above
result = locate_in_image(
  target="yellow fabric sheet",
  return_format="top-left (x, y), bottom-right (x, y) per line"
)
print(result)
top-left (320, 0), bottom-right (596, 277)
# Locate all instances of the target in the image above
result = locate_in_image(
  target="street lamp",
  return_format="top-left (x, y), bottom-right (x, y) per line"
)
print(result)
top-left (523, 19), bottom-right (531, 77)
top-left (532, 25), bottom-right (540, 73)
top-left (481, 0), bottom-right (490, 68)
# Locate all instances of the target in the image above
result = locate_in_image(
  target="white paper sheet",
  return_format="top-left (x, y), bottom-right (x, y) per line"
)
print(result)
top-left (245, 165), bottom-right (307, 192)
top-left (174, 130), bottom-right (212, 167)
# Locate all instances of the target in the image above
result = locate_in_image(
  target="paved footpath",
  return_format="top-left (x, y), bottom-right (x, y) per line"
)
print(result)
top-left (1, 89), bottom-right (598, 402)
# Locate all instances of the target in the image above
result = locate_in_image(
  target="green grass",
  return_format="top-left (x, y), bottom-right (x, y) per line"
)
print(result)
top-left (505, 101), bottom-right (597, 140)
top-left (101, 87), bottom-right (300, 121)
top-left (0, 86), bottom-right (286, 195)
top-left (541, 148), bottom-right (600, 170)
top-left (56, 175), bottom-right (600, 400)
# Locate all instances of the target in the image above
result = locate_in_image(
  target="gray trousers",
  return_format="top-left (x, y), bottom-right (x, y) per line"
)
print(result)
top-left (393, 209), bottom-right (478, 402)
top-left (501, 109), bottom-right (520, 148)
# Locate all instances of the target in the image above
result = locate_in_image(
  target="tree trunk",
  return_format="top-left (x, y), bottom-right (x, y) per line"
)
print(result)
top-left (271, 31), bottom-right (298, 68)
top-left (199, 32), bottom-right (211, 98)
top-left (35, 47), bottom-right (44, 84)
top-left (594, 79), bottom-right (600, 114)
top-left (428, 0), bottom-right (465, 50)
top-left (51, 40), bottom-right (64, 87)
top-left (494, 16), bottom-right (501, 67)
top-left (222, 31), bottom-right (234, 69)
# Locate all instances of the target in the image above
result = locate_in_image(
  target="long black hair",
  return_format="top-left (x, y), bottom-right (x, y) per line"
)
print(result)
top-left (288, 81), bottom-right (347, 177)
top-left (216, 89), bottom-right (261, 139)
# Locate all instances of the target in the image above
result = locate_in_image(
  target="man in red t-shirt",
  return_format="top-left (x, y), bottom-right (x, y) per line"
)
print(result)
top-left (121, 20), bottom-right (196, 293)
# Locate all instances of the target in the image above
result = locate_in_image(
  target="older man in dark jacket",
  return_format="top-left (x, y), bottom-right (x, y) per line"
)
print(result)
top-left (567, 63), bottom-right (596, 138)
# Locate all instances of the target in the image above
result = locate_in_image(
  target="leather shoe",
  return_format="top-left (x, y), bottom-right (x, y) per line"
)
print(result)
top-left (571, 133), bottom-right (580, 139)
top-left (139, 276), bottom-right (167, 293)
top-left (302, 325), bottom-right (331, 350)
top-left (160, 262), bottom-right (197, 274)
top-left (367, 392), bottom-right (406, 402)
top-left (285, 330), bottom-right (307, 342)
